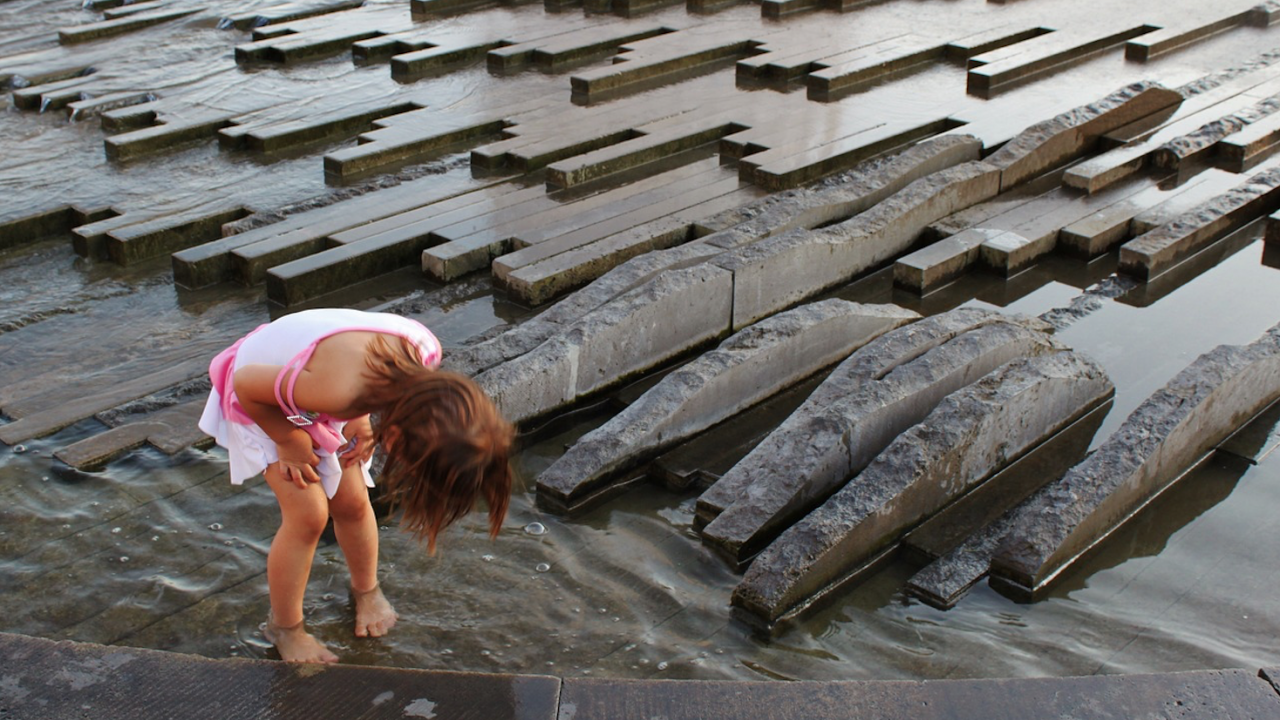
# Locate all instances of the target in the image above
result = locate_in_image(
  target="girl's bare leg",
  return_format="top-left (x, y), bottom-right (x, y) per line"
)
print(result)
top-left (263, 464), bottom-right (339, 663)
top-left (329, 463), bottom-right (397, 638)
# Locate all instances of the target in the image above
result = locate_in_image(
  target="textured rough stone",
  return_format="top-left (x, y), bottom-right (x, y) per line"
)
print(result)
top-left (716, 161), bottom-right (1000, 329)
top-left (1151, 97), bottom-right (1280, 170)
top-left (476, 265), bottom-right (733, 424)
top-left (700, 318), bottom-right (1061, 565)
top-left (696, 307), bottom-right (1049, 523)
top-left (1120, 165), bottom-right (1280, 280)
top-left (536, 301), bottom-right (918, 513)
top-left (990, 322), bottom-right (1280, 600)
top-left (984, 81), bottom-right (1183, 190)
top-left (733, 350), bottom-right (1113, 625)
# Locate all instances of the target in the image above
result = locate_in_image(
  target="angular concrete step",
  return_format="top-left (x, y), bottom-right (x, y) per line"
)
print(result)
top-left (54, 398), bottom-right (210, 469)
top-left (171, 174), bottom-right (489, 287)
top-left (476, 263), bottom-right (734, 424)
top-left (966, 25), bottom-right (1159, 97)
top-left (569, 29), bottom-right (763, 100)
top-left (105, 202), bottom-right (249, 266)
top-left (697, 311), bottom-right (1059, 566)
top-left (322, 108), bottom-right (512, 183)
top-left (220, 0), bottom-right (364, 31)
top-left (805, 39), bottom-right (947, 100)
top-left (1217, 108), bottom-right (1280, 171)
top-left (58, 7), bottom-right (198, 45)
top-left (1124, 7), bottom-right (1254, 62)
top-left (1120, 164), bottom-right (1280, 280)
top-left (717, 160), bottom-right (1001, 329)
top-left (535, 300), bottom-right (918, 513)
top-left (989, 321), bottom-right (1280, 601)
top-left (390, 38), bottom-right (509, 78)
top-left (902, 399), bottom-right (1111, 609)
top-left (733, 350), bottom-right (1113, 628)
top-left (489, 22), bottom-right (670, 72)
top-left (505, 186), bottom-right (763, 306)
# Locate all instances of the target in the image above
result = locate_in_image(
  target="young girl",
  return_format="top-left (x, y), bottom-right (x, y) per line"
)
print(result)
top-left (199, 308), bottom-right (513, 664)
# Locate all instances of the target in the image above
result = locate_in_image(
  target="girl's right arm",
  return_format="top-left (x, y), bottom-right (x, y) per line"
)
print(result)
top-left (233, 363), bottom-right (321, 488)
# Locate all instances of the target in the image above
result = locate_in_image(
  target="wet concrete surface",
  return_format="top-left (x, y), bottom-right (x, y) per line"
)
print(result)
top-left (3, 0), bottom-right (1280, 704)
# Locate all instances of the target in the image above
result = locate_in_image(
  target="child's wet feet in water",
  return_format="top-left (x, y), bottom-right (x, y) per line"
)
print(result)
top-left (264, 613), bottom-right (339, 664)
top-left (352, 583), bottom-right (398, 638)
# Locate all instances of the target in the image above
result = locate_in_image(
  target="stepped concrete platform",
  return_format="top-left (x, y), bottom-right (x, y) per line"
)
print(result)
top-left (732, 350), bottom-right (1113, 629)
top-left (989, 321), bottom-right (1280, 601)
top-left (5, 632), bottom-right (1280, 720)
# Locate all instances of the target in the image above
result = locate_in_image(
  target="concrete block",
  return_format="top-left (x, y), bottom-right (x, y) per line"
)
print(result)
top-left (967, 27), bottom-right (1160, 98)
top-left (903, 400), bottom-right (1111, 609)
top-left (504, 187), bottom-right (758, 307)
top-left (1124, 9), bottom-right (1251, 62)
top-left (535, 300), bottom-right (918, 513)
top-left (699, 318), bottom-right (1060, 566)
top-left (54, 399), bottom-right (209, 469)
top-left (58, 7), bottom-right (198, 44)
top-left (733, 350), bottom-right (1113, 626)
top-left (979, 230), bottom-right (1055, 277)
top-left (893, 227), bottom-right (1002, 293)
top-left (1217, 108), bottom-right (1280, 171)
top-left (699, 134), bottom-right (981, 236)
top-left (718, 161), bottom-right (1000, 329)
top-left (1150, 98), bottom-right (1280, 171)
top-left (105, 203), bottom-right (248, 266)
top-left (477, 264), bottom-right (733, 424)
top-left (105, 113), bottom-right (237, 162)
top-left (569, 31), bottom-right (758, 99)
top-left (989, 322), bottom-right (1280, 600)
top-left (984, 81), bottom-right (1183, 190)
top-left (695, 307), bottom-right (1034, 524)
top-left (1120, 165), bottom-right (1280, 280)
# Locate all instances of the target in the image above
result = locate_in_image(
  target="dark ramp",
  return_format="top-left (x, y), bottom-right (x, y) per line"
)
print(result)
top-left (0, 632), bottom-right (560, 720)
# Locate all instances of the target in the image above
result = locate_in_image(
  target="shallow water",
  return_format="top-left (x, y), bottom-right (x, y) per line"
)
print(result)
top-left (2, 0), bottom-right (1280, 682)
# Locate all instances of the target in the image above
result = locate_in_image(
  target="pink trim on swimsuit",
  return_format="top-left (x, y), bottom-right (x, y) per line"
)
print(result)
top-left (208, 323), bottom-right (441, 455)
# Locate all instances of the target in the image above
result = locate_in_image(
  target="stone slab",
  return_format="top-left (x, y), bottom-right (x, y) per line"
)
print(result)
top-left (718, 160), bottom-right (1000, 329)
top-left (493, 23), bottom-right (670, 72)
top-left (1059, 178), bottom-right (1217, 257)
top-left (902, 399), bottom-right (1111, 609)
top-left (1217, 106), bottom-right (1280, 171)
top-left (535, 300), bottom-right (918, 513)
top-left (1124, 8), bottom-right (1251, 62)
top-left (0, 205), bottom-right (82, 251)
top-left (733, 350), bottom-right (1113, 626)
top-left (805, 41), bottom-right (946, 99)
top-left (323, 111), bottom-right (508, 183)
top-left (893, 227), bottom-right (1003, 294)
top-left (221, 0), bottom-right (364, 31)
top-left (546, 116), bottom-right (744, 189)
top-left (504, 187), bottom-right (760, 306)
top-left (966, 26), bottom-right (1160, 97)
top-left (0, 632), bottom-right (560, 720)
top-left (742, 116), bottom-right (959, 191)
top-left (1128, 170), bottom-right (1246, 235)
top-left (569, 31), bottom-right (759, 99)
top-left (477, 264), bottom-right (733, 425)
top-left (104, 112), bottom-right (238, 162)
top-left (105, 203), bottom-right (248, 266)
top-left (984, 81), bottom-right (1184, 191)
top-left (53, 398), bottom-right (209, 469)
top-left (419, 193), bottom-right (565, 282)
top-left (1216, 397), bottom-right (1280, 463)
top-left (58, 7), bottom-right (199, 45)
top-left (989, 322), bottom-right (1280, 600)
top-left (699, 318), bottom-right (1060, 566)
top-left (171, 174), bottom-right (478, 288)
top-left (390, 39), bottom-right (509, 78)
top-left (240, 100), bottom-right (423, 153)
top-left (1120, 165), bottom-right (1280, 280)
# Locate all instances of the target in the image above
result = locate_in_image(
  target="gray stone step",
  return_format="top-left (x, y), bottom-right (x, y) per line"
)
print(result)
top-left (535, 300), bottom-right (918, 513)
top-left (54, 398), bottom-right (210, 469)
top-left (733, 350), bottom-right (1113, 628)
top-left (57, 7), bottom-right (198, 45)
top-left (569, 29), bottom-right (763, 100)
top-left (989, 321), bottom-right (1280, 600)
top-left (220, 0), bottom-right (364, 31)
top-left (966, 25), bottom-right (1159, 97)
top-left (698, 315), bottom-right (1061, 567)
top-left (1120, 164), bottom-right (1280, 280)
top-left (1124, 7), bottom-right (1254, 62)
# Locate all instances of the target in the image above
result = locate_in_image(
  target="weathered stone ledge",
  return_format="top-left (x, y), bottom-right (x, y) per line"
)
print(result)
top-left (989, 321), bottom-right (1280, 600)
top-left (535, 300), bottom-right (918, 513)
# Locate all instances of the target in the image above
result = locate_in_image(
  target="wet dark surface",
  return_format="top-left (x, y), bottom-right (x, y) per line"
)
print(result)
top-left (2, 0), bottom-right (1280, 685)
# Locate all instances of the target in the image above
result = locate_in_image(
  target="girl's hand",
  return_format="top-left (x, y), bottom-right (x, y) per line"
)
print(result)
top-left (277, 431), bottom-right (321, 489)
top-left (341, 415), bottom-right (375, 468)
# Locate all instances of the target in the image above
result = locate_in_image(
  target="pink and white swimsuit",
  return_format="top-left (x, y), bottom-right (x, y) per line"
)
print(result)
top-left (199, 308), bottom-right (442, 498)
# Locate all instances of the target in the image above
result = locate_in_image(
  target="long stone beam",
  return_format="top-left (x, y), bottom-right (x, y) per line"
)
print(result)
top-left (695, 307), bottom-right (1041, 524)
top-left (699, 316), bottom-right (1062, 567)
top-left (988, 321), bottom-right (1280, 601)
top-left (535, 300), bottom-right (919, 514)
top-left (732, 350), bottom-right (1113, 629)
top-left (715, 160), bottom-right (1002, 330)
top-left (476, 264), bottom-right (733, 425)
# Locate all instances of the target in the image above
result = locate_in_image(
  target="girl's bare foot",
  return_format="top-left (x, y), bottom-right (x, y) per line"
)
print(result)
top-left (352, 583), bottom-right (398, 638)
top-left (263, 613), bottom-right (339, 664)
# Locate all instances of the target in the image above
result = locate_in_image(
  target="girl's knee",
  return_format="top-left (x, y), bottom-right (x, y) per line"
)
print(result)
top-left (281, 502), bottom-right (329, 541)
top-left (329, 492), bottom-right (372, 525)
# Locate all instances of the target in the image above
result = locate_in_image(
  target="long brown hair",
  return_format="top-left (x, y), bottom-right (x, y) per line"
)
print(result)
top-left (363, 335), bottom-right (513, 553)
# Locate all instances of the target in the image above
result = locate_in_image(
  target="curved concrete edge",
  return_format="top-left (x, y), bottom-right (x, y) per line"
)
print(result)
top-left (4, 632), bottom-right (1280, 720)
